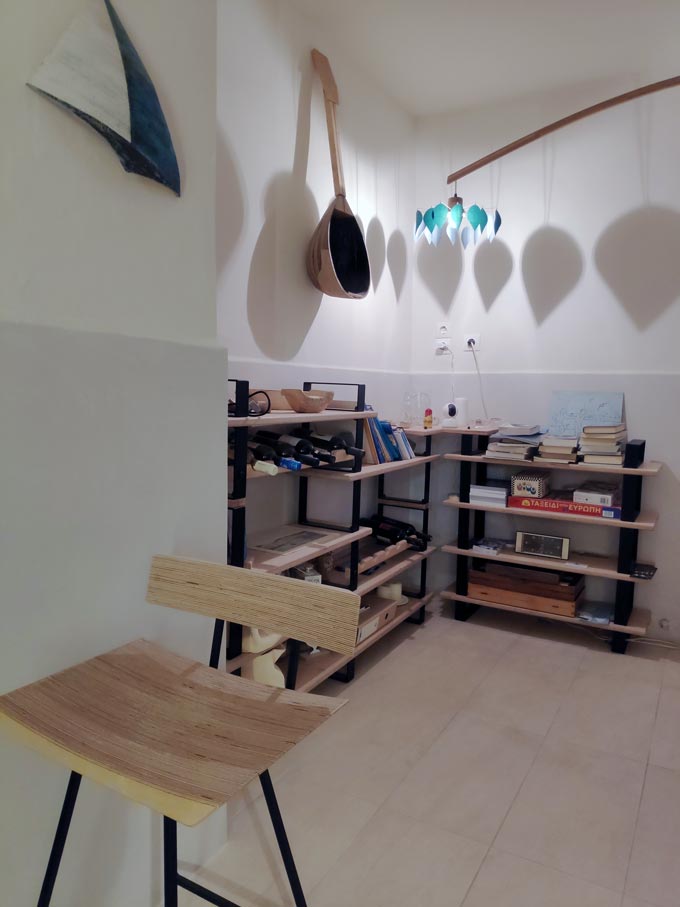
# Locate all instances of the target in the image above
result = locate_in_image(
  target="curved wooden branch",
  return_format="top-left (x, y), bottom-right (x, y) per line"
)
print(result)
top-left (447, 75), bottom-right (680, 185)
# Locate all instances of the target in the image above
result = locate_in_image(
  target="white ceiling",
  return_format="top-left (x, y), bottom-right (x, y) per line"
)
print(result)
top-left (291, 0), bottom-right (680, 117)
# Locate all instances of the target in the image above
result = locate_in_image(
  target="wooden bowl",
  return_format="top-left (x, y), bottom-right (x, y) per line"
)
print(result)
top-left (250, 389), bottom-right (290, 411)
top-left (281, 389), bottom-right (335, 413)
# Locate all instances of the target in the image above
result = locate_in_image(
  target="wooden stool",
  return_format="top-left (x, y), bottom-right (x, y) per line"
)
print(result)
top-left (0, 556), bottom-right (360, 907)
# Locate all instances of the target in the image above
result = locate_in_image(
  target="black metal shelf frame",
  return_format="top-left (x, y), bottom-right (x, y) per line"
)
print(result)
top-left (451, 435), bottom-right (649, 654)
top-left (224, 380), bottom-right (367, 689)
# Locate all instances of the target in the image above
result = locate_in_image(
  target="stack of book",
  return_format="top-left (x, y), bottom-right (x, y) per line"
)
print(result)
top-left (536, 435), bottom-right (579, 464)
top-left (469, 482), bottom-right (509, 508)
top-left (578, 422), bottom-right (627, 466)
top-left (485, 426), bottom-right (542, 462)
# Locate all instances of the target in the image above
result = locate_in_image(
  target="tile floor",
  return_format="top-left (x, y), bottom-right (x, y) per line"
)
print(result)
top-left (180, 603), bottom-right (680, 907)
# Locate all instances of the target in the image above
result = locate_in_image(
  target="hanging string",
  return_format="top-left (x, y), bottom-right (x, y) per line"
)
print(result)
top-left (636, 96), bottom-right (652, 205)
top-left (542, 136), bottom-right (555, 223)
top-left (355, 149), bottom-right (360, 218)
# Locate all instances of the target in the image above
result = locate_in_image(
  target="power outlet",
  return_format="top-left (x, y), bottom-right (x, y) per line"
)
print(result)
top-left (436, 322), bottom-right (451, 339)
top-left (464, 333), bottom-right (481, 352)
top-left (434, 339), bottom-right (451, 355)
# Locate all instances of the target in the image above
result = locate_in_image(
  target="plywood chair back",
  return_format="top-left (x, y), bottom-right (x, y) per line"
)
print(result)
top-left (147, 555), bottom-right (360, 656)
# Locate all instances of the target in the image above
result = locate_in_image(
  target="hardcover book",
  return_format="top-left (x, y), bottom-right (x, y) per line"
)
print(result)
top-left (507, 495), bottom-right (622, 519)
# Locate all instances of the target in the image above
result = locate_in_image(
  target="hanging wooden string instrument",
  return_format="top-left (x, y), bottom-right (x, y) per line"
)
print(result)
top-left (446, 76), bottom-right (680, 186)
top-left (307, 50), bottom-right (371, 299)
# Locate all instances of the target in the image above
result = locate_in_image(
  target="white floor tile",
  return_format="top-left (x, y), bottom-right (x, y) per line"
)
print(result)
top-left (495, 738), bottom-right (645, 892)
top-left (309, 806), bottom-right (487, 907)
top-left (386, 711), bottom-right (542, 844)
top-left (626, 764), bottom-right (680, 907)
top-left (462, 849), bottom-right (621, 907)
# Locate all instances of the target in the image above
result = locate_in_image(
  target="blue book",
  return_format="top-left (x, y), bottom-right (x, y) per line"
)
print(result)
top-left (379, 421), bottom-right (402, 461)
top-left (368, 417), bottom-right (386, 463)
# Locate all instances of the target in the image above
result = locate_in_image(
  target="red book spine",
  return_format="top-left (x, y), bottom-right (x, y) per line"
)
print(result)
top-left (507, 496), bottom-right (622, 519)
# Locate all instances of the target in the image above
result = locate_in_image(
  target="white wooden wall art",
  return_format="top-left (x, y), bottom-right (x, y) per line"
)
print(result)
top-left (28, 0), bottom-right (180, 195)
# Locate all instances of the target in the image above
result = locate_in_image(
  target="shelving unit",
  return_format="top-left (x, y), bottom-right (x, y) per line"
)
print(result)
top-left (444, 452), bottom-right (663, 477)
top-left (440, 591), bottom-right (651, 637)
top-left (225, 379), bottom-right (436, 691)
top-left (279, 593), bottom-right (435, 692)
top-left (443, 431), bottom-right (662, 654)
top-left (440, 542), bottom-right (647, 583)
top-left (443, 495), bottom-right (658, 530)
top-left (247, 524), bottom-right (372, 574)
top-left (228, 409), bottom-right (377, 429)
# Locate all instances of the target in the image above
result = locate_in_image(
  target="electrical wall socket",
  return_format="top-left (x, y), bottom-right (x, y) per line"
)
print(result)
top-left (436, 322), bottom-right (451, 338)
top-left (434, 339), bottom-right (451, 355)
top-left (464, 333), bottom-right (481, 351)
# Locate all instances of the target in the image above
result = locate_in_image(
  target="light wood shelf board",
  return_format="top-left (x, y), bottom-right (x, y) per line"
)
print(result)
top-left (442, 495), bottom-right (658, 530)
top-left (287, 593), bottom-right (434, 692)
top-left (248, 525), bottom-right (372, 575)
top-left (327, 546), bottom-right (437, 597)
top-left (377, 498), bottom-right (430, 511)
top-left (229, 410), bottom-right (377, 428)
top-left (403, 426), bottom-right (497, 437)
top-left (304, 454), bottom-right (439, 482)
top-left (443, 453), bottom-right (663, 477)
top-left (229, 451), bottom-right (354, 484)
top-left (441, 543), bottom-right (648, 582)
top-left (441, 588), bottom-right (650, 637)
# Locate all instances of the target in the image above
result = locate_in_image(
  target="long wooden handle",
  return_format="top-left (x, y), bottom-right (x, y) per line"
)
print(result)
top-left (312, 49), bottom-right (346, 198)
top-left (447, 75), bottom-right (680, 185)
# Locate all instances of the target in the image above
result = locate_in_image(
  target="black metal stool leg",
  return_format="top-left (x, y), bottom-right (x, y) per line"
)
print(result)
top-left (163, 816), bottom-right (179, 907)
top-left (259, 770), bottom-right (308, 907)
top-left (37, 771), bottom-right (82, 907)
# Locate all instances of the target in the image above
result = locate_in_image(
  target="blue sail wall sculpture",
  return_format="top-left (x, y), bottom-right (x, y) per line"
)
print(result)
top-left (27, 0), bottom-right (180, 196)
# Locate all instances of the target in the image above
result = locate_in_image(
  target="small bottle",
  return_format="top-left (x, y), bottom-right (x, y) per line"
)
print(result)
top-left (423, 408), bottom-right (433, 429)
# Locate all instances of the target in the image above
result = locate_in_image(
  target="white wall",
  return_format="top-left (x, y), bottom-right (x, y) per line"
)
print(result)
top-left (0, 0), bottom-right (217, 346)
top-left (0, 325), bottom-right (228, 907)
top-left (0, 2), bottom-right (225, 905)
top-left (217, 0), bottom-right (416, 378)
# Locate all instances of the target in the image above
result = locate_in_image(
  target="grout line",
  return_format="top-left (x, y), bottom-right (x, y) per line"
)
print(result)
top-left (460, 642), bottom-right (591, 905)
top-left (621, 672), bottom-right (663, 899)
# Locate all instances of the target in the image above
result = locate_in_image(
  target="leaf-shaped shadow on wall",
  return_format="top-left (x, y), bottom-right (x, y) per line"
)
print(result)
top-left (366, 216), bottom-right (386, 291)
top-left (417, 238), bottom-right (463, 311)
top-left (595, 206), bottom-right (680, 328)
top-left (216, 127), bottom-right (245, 278)
top-left (522, 226), bottom-right (583, 324)
top-left (247, 57), bottom-right (322, 360)
top-left (387, 230), bottom-right (408, 301)
top-left (474, 239), bottom-right (513, 310)
top-left (247, 173), bottom-right (321, 360)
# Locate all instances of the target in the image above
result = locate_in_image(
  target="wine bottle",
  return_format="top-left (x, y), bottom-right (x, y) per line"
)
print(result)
top-left (253, 431), bottom-right (333, 466)
top-left (247, 441), bottom-right (301, 472)
top-left (279, 432), bottom-right (336, 465)
top-left (229, 441), bottom-right (280, 477)
top-left (296, 430), bottom-right (364, 459)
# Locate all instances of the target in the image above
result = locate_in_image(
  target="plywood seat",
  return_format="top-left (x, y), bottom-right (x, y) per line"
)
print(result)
top-left (0, 638), bottom-right (342, 827)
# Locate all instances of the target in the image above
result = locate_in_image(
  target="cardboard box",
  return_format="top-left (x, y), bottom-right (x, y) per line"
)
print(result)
top-left (356, 594), bottom-right (399, 644)
top-left (511, 471), bottom-right (550, 498)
